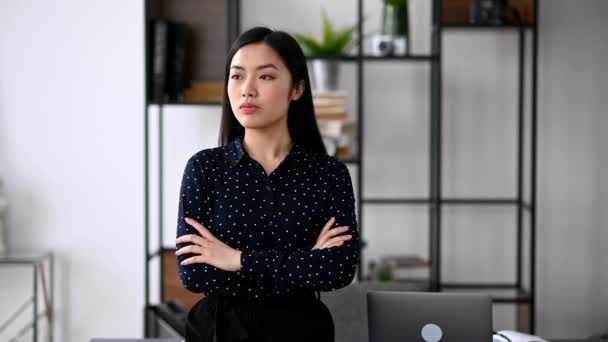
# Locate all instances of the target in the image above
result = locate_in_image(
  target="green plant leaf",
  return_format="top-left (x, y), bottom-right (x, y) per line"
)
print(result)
top-left (294, 33), bottom-right (323, 55)
top-left (321, 8), bottom-right (336, 52)
top-left (332, 25), bottom-right (357, 54)
top-left (384, 0), bottom-right (407, 6)
top-left (293, 7), bottom-right (361, 56)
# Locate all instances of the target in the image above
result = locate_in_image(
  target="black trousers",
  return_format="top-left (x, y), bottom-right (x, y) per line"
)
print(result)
top-left (186, 292), bottom-right (335, 342)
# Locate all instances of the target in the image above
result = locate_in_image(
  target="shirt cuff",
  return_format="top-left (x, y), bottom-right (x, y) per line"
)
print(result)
top-left (240, 249), bottom-right (255, 276)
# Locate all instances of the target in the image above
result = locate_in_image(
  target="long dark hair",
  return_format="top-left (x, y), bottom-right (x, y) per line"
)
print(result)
top-left (219, 26), bottom-right (327, 155)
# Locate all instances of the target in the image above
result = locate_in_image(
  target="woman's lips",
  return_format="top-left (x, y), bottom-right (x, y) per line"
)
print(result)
top-left (240, 105), bottom-right (258, 114)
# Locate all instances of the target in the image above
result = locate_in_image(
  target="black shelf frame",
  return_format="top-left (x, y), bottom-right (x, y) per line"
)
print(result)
top-left (333, 0), bottom-right (539, 331)
top-left (441, 283), bottom-right (532, 303)
top-left (143, 0), bottom-right (241, 337)
top-left (429, 0), bottom-right (538, 332)
top-left (143, 0), bottom-right (539, 335)
top-left (307, 54), bottom-right (439, 62)
top-left (361, 198), bottom-right (532, 205)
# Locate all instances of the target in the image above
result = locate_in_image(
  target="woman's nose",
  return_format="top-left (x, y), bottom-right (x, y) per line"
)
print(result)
top-left (241, 79), bottom-right (257, 97)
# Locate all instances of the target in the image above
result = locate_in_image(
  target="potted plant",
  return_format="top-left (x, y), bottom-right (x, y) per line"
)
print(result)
top-left (294, 8), bottom-right (357, 92)
top-left (383, 0), bottom-right (409, 38)
top-left (372, 0), bottom-right (410, 56)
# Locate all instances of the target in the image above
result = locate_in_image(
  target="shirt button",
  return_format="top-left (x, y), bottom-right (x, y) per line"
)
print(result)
top-left (266, 185), bottom-right (272, 191)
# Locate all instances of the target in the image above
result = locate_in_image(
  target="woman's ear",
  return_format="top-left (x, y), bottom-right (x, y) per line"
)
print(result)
top-left (291, 80), bottom-right (305, 101)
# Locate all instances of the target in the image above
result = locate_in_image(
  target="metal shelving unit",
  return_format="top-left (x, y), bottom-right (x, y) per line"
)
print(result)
top-left (143, 0), bottom-right (539, 335)
top-left (0, 250), bottom-right (54, 342)
top-left (143, 0), bottom-right (241, 336)
top-left (434, 0), bottom-right (539, 333)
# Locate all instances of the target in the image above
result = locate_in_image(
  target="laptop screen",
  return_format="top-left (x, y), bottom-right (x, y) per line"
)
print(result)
top-left (367, 291), bottom-right (493, 342)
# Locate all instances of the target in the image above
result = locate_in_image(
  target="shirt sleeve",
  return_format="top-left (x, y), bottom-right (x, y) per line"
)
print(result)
top-left (176, 155), bottom-right (245, 295)
top-left (239, 161), bottom-right (360, 292)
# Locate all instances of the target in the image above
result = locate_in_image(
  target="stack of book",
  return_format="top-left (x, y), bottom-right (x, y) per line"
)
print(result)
top-left (183, 81), bottom-right (224, 103)
top-left (313, 90), bottom-right (356, 160)
top-left (369, 255), bottom-right (430, 282)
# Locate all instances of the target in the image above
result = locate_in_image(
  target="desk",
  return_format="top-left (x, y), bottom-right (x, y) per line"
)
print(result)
top-left (0, 250), bottom-right (54, 342)
top-left (91, 340), bottom-right (181, 342)
top-left (90, 339), bottom-right (605, 342)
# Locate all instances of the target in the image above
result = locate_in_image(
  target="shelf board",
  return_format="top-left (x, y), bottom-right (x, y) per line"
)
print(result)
top-left (442, 198), bottom-right (519, 205)
top-left (148, 101), bottom-right (222, 106)
top-left (441, 283), bottom-right (531, 303)
top-left (361, 197), bottom-right (525, 206)
top-left (0, 250), bottom-right (53, 265)
top-left (147, 247), bottom-right (175, 261)
top-left (357, 279), bottom-right (432, 292)
top-left (362, 54), bottom-right (438, 61)
top-left (339, 157), bottom-right (360, 165)
top-left (307, 54), bottom-right (438, 62)
top-left (363, 198), bottom-right (431, 205)
top-left (441, 23), bottom-right (533, 30)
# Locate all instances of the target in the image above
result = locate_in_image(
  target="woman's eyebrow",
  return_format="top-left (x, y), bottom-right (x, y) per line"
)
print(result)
top-left (230, 63), bottom-right (280, 71)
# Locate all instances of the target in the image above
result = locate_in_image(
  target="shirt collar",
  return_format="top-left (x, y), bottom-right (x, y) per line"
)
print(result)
top-left (227, 136), bottom-right (246, 167)
top-left (227, 136), bottom-right (301, 168)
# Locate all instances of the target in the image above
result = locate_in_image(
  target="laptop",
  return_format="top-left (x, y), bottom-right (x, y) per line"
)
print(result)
top-left (367, 291), bottom-right (493, 342)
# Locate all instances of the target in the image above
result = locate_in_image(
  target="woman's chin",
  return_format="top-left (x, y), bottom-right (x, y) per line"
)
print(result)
top-left (236, 111), bottom-right (288, 131)
top-left (237, 118), bottom-right (269, 130)
top-left (237, 116), bottom-right (273, 130)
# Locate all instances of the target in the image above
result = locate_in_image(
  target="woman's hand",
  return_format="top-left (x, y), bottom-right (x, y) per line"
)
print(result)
top-left (311, 217), bottom-right (352, 250)
top-left (175, 217), bottom-right (242, 272)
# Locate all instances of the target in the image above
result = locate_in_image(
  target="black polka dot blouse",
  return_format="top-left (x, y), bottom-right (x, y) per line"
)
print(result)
top-left (176, 136), bottom-right (360, 299)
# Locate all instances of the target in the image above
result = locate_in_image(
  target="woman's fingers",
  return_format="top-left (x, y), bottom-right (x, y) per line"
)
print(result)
top-left (312, 217), bottom-right (350, 250)
top-left (322, 240), bottom-right (345, 249)
top-left (180, 254), bottom-right (206, 266)
top-left (328, 225), bottom-right (350, 237)
top-left (176, 234), bottom-right (206, 246)
top-left (175, 243), bottom-right (206, 256)
top-left (184, 217), bottom-right (216, 241)
top-left (318, 226), bottom-right (349, 244)
top-left (320, 217), bottom-right (336, 235)
top-left (320, 234), bottom-right (352, 249)
top-left (312, 218), bottom-right (336, 249)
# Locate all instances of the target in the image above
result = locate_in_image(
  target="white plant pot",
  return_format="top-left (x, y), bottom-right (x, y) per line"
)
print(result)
top-left (309, 59), bottom-right (340, 92)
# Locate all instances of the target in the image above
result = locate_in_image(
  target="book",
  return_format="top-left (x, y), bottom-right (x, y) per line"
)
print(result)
top-left (315, 112), bottom-right (348, 121)
top-left (150, 19), bottom-right (169, 102)
top-left (312, 89), bottom-right (348, 98)
top-left (313, 97), bottom-right (346, 108)
top-left (183, 81), bottom-right (224, 102)
top-left (149, 19), bottom-right (190, 103)
top-left (167, 23), bottom-right (190, 101)
top-left (315, 105), bottom-right (346, 112)
top-left (317, 120), bottom-right (347, 138)
top-left (381, 255), bottom-right (429, 268)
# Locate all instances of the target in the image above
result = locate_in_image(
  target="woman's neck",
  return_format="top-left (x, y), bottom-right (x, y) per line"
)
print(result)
top-left (242, 127), bottom-right (293, 163)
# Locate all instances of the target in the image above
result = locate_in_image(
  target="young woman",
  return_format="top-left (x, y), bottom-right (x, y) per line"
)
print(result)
top-left (175, 26), bottom-right (359, 342)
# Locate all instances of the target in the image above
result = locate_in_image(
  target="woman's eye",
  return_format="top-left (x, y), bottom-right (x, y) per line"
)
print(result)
top-left (260, 75), bottom-right (274, 80)
top-left (230, 74), bottom-right (241, 80)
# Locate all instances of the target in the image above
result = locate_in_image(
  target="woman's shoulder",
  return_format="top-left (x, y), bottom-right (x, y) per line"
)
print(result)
top-left (299, 147), bottom-right (349, 174)
top-left (186, 145), bottom-right (230, 166)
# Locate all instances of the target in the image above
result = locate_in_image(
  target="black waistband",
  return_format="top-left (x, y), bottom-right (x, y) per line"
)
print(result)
top-left (185, 291), bottom-right (320, 342)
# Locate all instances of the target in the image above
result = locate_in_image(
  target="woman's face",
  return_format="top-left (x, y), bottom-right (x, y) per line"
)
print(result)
top-left (227, 43), bottom-right (303, 130)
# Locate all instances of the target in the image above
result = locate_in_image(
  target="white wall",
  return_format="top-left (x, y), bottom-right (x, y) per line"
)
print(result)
top-left (0, 0), bottom-right (606, 341)
top-left (536, 0), bottom-right (608, 337)
top-left (0, 1), bottom-right (144, 341)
